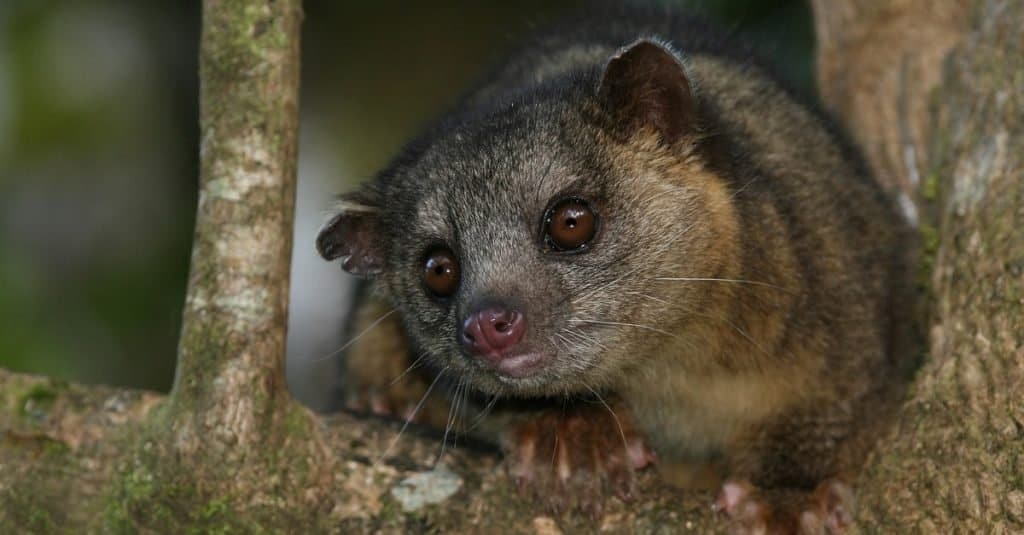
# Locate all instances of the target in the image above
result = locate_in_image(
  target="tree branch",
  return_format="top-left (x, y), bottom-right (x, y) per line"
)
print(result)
top-left (174, 0), bottom-right (301, 422)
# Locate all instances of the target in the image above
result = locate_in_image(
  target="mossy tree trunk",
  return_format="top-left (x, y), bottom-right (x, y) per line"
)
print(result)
top-left (1, 0), bottom-right (1021, 532)
top-left (813, 0), bottom-right (1024, 531)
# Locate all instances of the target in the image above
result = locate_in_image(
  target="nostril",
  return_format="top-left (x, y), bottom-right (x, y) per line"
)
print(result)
top-left (461, 305), bottom-right (526, 358)
top-left (460, 315), bottom-right (484, 352)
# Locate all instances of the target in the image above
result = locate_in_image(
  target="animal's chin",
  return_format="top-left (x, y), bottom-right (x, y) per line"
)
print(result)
top-left (490, 351), bottom-right (550, 378)
top-left (465, 350), bottom-right (594, 398)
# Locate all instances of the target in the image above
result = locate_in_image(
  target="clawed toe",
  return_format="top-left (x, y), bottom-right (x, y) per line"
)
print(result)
top-left (503, 406), bottom-right (653, 516)
top-left (714, 478), bottom-right (856, 535)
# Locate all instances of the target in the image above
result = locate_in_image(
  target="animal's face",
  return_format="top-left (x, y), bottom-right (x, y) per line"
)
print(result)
top-left (317, 40), bottom-right (738, 397)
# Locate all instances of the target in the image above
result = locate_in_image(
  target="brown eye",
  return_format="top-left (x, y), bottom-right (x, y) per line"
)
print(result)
top-left (423, 247), bottom-right (460, 297)
top-left (544, 197), bottom-right (598, 252)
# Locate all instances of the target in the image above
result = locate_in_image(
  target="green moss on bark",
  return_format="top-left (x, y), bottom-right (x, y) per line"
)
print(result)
top-left (856, 0), bottom-right (1024, 531)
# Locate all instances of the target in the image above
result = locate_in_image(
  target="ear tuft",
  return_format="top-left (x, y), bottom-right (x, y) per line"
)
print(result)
top-left (598, 39), bottom-right (697, 144)
top-left (316, 196), bottom-right (385, 276)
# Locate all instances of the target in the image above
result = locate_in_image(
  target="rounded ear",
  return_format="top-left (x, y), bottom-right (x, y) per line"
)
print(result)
top-left (316, 192), bottom-right (386, 276)
top-left (597, 39), bottom-right (697, 144)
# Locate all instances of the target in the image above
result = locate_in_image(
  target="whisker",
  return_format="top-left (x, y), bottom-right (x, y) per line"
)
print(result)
top-left (625, 290), bottom-right (670, 306)
top-left (628, 285), bottom-right (782, 357)
top-left (564, 327), bottom-right (608, 351)
top-left (547, 335), bottom-right (564, 354)
top-left (311, 308), bottom-right (397, 363)
top-left (467, 394), bottom-right (499, 431)
top-left (584, 384), bottom-right (631, 461)
top-left (626, 291), bottom-right (779, 359)
top-left (549, 334), bottom-right (589, 373)
top-left (571, 264), bottom-right (645, 306)
top-left (727, 176), bottom-right (759, 200)
top-left (373, 366), bottom-right (448, 467)
top-left (560, 220), bottom-right (711, 311)
top-left (455, 378), bottom-right (471, 450)
top-left (389, 351), bottom-right (428, 387)
top-left (452, 382), bottom-right (465, 452)
top-left (555, 332), bottom-right (579, 350)
top-left (569, 318), bottom-right (680, 340)
top-left (435, 378), bottom-right (464, 466)
top-left (686, 309), bottom-right (774, 357)
top-left (549, 418), bottom-right (561, 472)
top-left (653, 277), bottom-right (795, 295)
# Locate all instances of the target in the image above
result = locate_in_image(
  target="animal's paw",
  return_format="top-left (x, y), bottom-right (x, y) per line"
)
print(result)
top-left (342, 344), bottom-right (453, 426)
top-left (502, 405), bottom-right (655, 517)
top-left (713, 478), bottom-right (855, 535)
top-left (343, 362), bottom-right (457, 429)
top-left (340, 297), bottom-right (451, 425)
top-left (344, 381), bottom-right (423, 421)
top-left (341, 340), bottom-right (426, 421)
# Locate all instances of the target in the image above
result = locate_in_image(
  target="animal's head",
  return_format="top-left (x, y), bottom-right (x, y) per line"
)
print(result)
top-left (318, 40), bottom-right (739, 398)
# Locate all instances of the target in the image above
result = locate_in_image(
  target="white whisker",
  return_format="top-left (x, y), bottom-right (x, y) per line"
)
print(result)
top-left (435, 378), bottom-right (464, 466)
top-left (653, 277), bottom-right (794, 295)
top-left (389, 351), bottom-right (428, 387)
top-left (626, 291), bottom-right (670, 306)
top-left (312, 308), bottom-right (397, 363)
top-left (467, 394), bottom-right (499, 431)
top-left (687, 310), bottom-right (774, 357)
top-left (555, 332), bottom-right (578, 349)
top-left (585, 384), bottom-right (630, 461)
top-left (566, 327), bottom-right (608, 351)
top-left (572, 264), bottom-right (645, 305)
top-left (569, 318), bottom-right (680, 340)
top-left (547, 335), bottom-right (562, 351)
top-left (374, 366), bottom-right (448, 467)
top-left (727, 176), bottom-right (759, 200)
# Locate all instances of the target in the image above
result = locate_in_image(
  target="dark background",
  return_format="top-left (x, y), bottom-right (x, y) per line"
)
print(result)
top-left (0, 0), bottom-right (813, 410)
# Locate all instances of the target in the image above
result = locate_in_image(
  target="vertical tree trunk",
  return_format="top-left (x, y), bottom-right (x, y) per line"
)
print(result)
top-left (95, 1), bottom-right (344, 531)
top-left (814, 0), bottom-right (1024, 531)
top-left (811, 0), bottom-right (970, 223)
top-left (173, 0), bottom-right (302, 463)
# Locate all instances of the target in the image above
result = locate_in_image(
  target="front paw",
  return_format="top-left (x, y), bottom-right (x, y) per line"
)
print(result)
top-left (340, 295), bottom-right (450, 424)
top-left (502, 405), bottom-right (655, 517)
top-left (714, 478), bottom-right (855, 535)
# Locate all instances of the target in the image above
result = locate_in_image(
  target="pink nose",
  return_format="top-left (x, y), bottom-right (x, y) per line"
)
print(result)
top-left (460, 306), bottom-right (526, 361)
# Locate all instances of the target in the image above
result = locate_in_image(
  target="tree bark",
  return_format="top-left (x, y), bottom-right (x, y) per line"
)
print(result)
top-left (811, 0), bottom-right (971, 225)
top-left (813, 0), bottom-right (1024, 531)
top-left (1, 0), bottom-right (1020, 533)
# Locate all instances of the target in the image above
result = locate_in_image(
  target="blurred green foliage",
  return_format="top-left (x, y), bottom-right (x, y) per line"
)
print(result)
top-left (0, 0), bottom-right (812, 395)
top-left (0, 1), bottom-right (199, 390)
